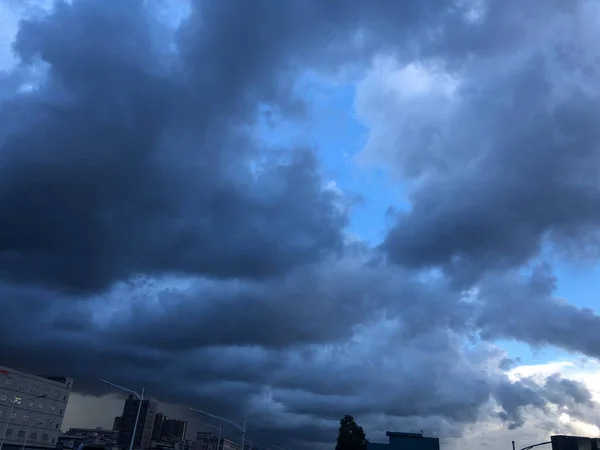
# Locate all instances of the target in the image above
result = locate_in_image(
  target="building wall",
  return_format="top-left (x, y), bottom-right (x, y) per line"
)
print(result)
top-left (367, 432), bottom-right (440, 450)
top-left (195, 434), bottom-right (238, 450)
top-left (0, 365), bottom-right (73, 449)
top-left (162, 419), bottom-right (187, 440)
top-left (195, 433), bottom-right (217, 450)
top-left (152, 414), bottom-right (166, 441)
top-left (552, 436), bottom-right (593, 450)
top-left (116, 396), bottom-right (157, 450)
top-left (113, 417), bottom-right (122, 432)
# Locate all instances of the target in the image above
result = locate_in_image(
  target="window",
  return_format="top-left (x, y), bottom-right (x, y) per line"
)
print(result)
top-left (30, 432), bottom-right (37, 440)
top-left (23, 415), bottom-right (30, 422)
top-left (0, 394), bottom-right (7, 402)
top-left (36, 418), bottom-right (43, 425)
top-left (5, 429), bottom-right (12, 437)
top-left (9, 413), bottom-right (16, 421)
top-left (50, 404), bottom-right (56, 412)
top-left (54, 390), bottom-right (60, 399)
top-left (59, 409), bottom-right (63, 415)
top-left (55, 424), bottom-right (59, 429)
top-left (32, 385), bottom-right (39, 393)
top-left (63, 396), bottom-right (67, 401)
top-left (52, 438), bottom-right (55, 444)
top-left (47, 419), bottom-right (53, 427)
top-left (0, 410), bottom-right (3, 418)
top-left (18, 431), bottom-right (25, 438)
top-left (42, 434), bottom-right (48, 441)
top-left (14, 396), bottom-right (21, 405)
top-left (19, 381), bottom-right (26, 390)
top-left (37, 401), bottom-right (44, 409)
top-left (66, 382), bottom-right (71, 388)
top-left (28, 399), bottom-right (34, 407)
top-left (5, 378), bottom-right (13, 386)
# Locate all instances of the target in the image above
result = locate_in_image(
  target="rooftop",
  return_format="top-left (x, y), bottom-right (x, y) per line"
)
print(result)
top-left (386, 432), bottom-right (425, 439)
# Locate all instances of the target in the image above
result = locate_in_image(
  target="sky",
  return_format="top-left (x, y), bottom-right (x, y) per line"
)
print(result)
top-left (1, 0), bottom-right (600, 449)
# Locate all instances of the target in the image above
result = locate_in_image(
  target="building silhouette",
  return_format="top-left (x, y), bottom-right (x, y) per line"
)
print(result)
top-left (367, 431), bottom-right (440, 450)
top-left (161, 419), bottom-right (187, 441)
top-left (150, 413), bottom-right (187, 441)
top-left (114, 395), bottom-right (157, 450)
top-left (152, 414), bottom-right (166, 441)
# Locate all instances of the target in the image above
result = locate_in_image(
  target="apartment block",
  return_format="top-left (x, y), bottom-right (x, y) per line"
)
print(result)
top-left (115, 395), bottom-right (157, 450)
top-left (0, 365), bottom-right (73, 450)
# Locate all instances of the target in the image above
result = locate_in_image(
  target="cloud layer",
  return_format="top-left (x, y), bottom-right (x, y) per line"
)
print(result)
top-left (1, 0), bottom-right (600, 449)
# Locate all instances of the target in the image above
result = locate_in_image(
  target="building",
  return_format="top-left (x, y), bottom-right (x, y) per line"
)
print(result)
top-left (149, 436), bottom-right (193, 450)
top-left (152, 414), bottom-right (166, 441)
top-left (161, 419), bottom-right (187, 441)
top-left (552, 436), bottom-right (598, 450)
top-left (196, 432), bottom-right (217, 450)
top-left (195, 432), bottom-right (239, 450)
top-left (367, 432), bottom-right (440, 450)
top-left (112, 417), bottom-right (122, 432)
top-left (150, 414), bottom-right (186, 442)
top-left (221, 440), bottom-right (239, 450)
top-left (114, 395), bottom-right (157, 450)
top-left (0, 365), bottom-right (73, 450)
top-left (57, 428), bottom-right (118, 449)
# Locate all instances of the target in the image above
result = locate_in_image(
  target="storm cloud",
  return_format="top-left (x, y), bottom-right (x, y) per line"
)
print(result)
top-left (1, 0), bottom-right (600, 449)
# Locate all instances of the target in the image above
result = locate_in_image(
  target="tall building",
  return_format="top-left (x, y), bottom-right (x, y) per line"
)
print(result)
top-left (152, 414), bottom-right (166, 441)
top-left (115, 395), bottom-right (157, 450)
top-left (161, 419), bottom-right (187, 441)
top-left (0, 365), bottom-right (73, 450)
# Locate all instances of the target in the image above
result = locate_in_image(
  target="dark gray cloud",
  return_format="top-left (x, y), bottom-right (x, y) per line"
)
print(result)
top-left (476, 265), bottom-right (600, 357)
top-left (376, 3), bottom-right (600, 284)
top-left (0, 0), bottom-right (351, 294)
top-left (0, 279), bottom-right (591, 448)
top-left (1, 0), bottom-right (600, 449)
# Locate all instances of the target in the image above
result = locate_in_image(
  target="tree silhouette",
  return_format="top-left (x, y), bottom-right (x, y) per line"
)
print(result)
top-left (335, 415), bottom-right (367, 450)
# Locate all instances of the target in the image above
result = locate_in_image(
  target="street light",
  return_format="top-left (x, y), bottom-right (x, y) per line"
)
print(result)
top-left (100, 379), bottom-right (145, 450)
top-left (195, 420), bottom-right (221, 450)
top-left (189, 408), bottom-right (246, 450)
top-left (0, 393), bottom-right (46, 450)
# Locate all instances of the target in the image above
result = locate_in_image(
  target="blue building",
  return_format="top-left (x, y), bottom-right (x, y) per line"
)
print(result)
top-left (368, 432), bottom-right (440, 450)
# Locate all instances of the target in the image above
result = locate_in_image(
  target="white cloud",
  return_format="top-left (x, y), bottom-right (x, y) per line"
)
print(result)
top-left (510, 359), bottom-right (600, 438)
top-left (354, 55), bottom-right (462, 183)
top-left (509, 359), bottom-right (600, 404)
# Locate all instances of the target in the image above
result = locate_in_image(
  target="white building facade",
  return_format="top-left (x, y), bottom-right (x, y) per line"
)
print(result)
top-left (0, 365), bottom-right (73, 449)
